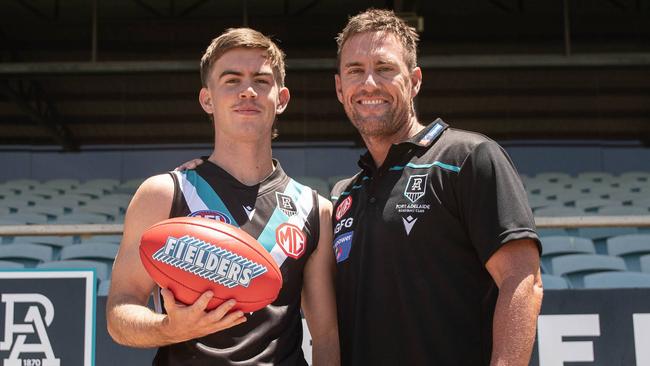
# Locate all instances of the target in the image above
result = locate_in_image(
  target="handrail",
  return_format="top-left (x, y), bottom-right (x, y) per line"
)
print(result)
top-left (0, 215), bottom-right (649, 236)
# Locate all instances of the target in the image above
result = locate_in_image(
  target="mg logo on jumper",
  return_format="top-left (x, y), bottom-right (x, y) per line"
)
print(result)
top-left (0, 293), bottom-right (60, 366)
top-left (404, 174), bottom-right (428, 203)
top-left (276, 192), bottom-right (297, 217)
top-left (275, 223), bottom-right (306, 259)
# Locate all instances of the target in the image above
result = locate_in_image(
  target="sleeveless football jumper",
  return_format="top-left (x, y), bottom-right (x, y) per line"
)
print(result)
top-left (153, 160), bottom-right (319, 366)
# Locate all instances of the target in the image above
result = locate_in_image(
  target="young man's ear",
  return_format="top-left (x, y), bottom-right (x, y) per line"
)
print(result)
top-left (276, 87), bottom-right (291, 114)
top-left (199, 88), bottom-right (214, 114)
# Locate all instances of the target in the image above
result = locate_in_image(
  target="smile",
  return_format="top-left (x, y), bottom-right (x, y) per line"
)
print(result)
top-left (357, 99), bottom-right (386, 105)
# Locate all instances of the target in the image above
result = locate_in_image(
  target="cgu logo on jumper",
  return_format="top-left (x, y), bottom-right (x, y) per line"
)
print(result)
top-left (0, 293), bottom-right (60, 366)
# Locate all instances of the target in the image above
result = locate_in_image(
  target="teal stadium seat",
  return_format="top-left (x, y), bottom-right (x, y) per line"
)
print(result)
top-left (606, 234), bottom-right (650, 271)
top-left (583, 271), bottom-right (650, 289)
top-left (551, 254), bottom-right (627, 288)
top-left (0, 243), bottom-right (54, 267)
top-left (541, 274), bottom-right (570, 289)
top-left (540, 236), bottom-right (596, 273)
top-left (37, 260), bottom-right (110, 281)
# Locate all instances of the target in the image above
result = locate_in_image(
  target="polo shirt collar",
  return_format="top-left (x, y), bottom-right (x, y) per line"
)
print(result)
top-left (358, 119), bottom-right (449, 171)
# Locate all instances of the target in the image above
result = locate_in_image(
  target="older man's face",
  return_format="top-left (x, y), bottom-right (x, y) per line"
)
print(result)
top-left (335, 31), bottom-right (420, 138)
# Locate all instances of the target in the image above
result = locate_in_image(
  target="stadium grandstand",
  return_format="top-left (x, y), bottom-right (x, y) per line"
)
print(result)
top-left (0, 0), bottom-right (649, 365)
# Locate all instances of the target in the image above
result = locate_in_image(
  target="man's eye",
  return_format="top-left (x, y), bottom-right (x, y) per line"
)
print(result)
top-left (255, 79), bottom-right (270, 84)
top-left (347, 68), bottom-right (363, 75)
top-left (225, 79), bottom-right (239, 84)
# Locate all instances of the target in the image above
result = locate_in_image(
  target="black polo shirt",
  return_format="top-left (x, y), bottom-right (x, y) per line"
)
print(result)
top-left (331, 119), bottom-right (540, 366)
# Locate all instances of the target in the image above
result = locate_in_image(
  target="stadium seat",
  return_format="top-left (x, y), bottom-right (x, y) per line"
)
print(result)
top-left (115, 178), bottom-right (145, 194)
top-left (74, 204), bottom-right (121, 218)
top-left (551, 254), bottom-right (627, 288)
top-left (577, 227), bottom-right (639, 253)
top-left (12, 235), bottom-right (74, 249)
top-left (0, 207), bottom-right (11, 216)
top-left (534, 207), bottom-right (586, 217)
top-left (534, 172), bottom-right (572, 183)
top-left (576, 172), bottom-right (615, 183)
top-left (55, 193), bottom-right (95, 206)
top-left (82, 179), bottom-right (120, 189)
top-left (60, 242), bottom-right (120, 263)
top-left (536, 228), bottom-right (568, 237)
top-left (573, 198), bottom-right (619, 212)
top-left (2, 179), bottom-right (40, 190)
top-left (540, 236), bottom-right (596, 273)
top-left (0, 243), bottom-right (54, 267)
top-left (0, 213), bottom-right (49, 224)
top-left (29, 187), bottom-right (63, 199)
top-left (0, 260), bottom-right (25, 269)
top-left (583, 271), bottom-right (650, 289)
top-left (54, 212), bottom-right (109, 224)
top-left (606, 191), bottom-right (646, 204)
top-left (597, 205), bottom-right (649, 216)
top-left (37, 260), bottom-right (110, 280)
top-left (0, 195), bottom-right (48, 208)
top-left (98, 279), bottom-right (112, 296)
top-left (18, 204), bottom-right (67, 217)
top-left (606, 234), bottom-right (650, 271)
top-left (640, 255), bottom-right (650, 273)
top-left (527, 196), bottom-right (563, 210)
top-left (80, 235), bottom-right (122, 244)
top-left (619, 171), bottom-right (650, 182)
top-left (71, 186), bottom-right (108, 198)
top-left (634, 197), bottom-right (650, 209)
top-left (94, 194), bottom-right (133, 211)
top-left (42, 178), bottom-right (80, 190)
top-left (541, 274), bottom-right (570, 289)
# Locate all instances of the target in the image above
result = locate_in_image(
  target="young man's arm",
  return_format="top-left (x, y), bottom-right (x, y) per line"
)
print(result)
top-left (106, 174), bottom-right (246, 348)
top-left (486, 239), bottom-right (544, 366)
top-left (301, 196), bottom-right (340, 366)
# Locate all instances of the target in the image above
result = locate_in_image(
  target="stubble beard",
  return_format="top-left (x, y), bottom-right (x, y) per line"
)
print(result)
top-left (347, 101), bottom-right (411, 139)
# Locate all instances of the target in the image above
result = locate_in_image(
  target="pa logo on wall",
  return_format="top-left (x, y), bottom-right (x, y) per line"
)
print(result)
top-left (0, 270), bottom-right (95, 366)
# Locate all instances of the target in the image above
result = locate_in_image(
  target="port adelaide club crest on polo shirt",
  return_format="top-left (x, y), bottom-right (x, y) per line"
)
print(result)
top-left (396, 173), bottom-right (431, 235)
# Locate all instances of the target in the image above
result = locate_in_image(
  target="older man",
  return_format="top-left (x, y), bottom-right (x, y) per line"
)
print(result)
top-left (330, 9), bottom-right (543, 366)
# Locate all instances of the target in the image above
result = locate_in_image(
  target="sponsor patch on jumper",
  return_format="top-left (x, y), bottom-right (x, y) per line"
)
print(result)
top-left (190, 210), bottom-right (232, 224)
top-left (335, 196), bottom-right (353, 220)
top-left (275, 223), bottom-right (307, 259)
top-left (334, 231), bottom-right (353, 263)
top-left (404, 174), bottom-right (428, 203)
top-left (153, 235), bottom-right (267, 288)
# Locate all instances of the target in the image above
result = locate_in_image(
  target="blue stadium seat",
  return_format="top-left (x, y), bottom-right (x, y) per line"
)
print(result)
top-left (42, 178), bottom-right (79, 191)
top-left (0, 243), bottom-right (54, 267)
top-left (576, 172), bottom-right (615, 183)
top-left (577, 227), bottom-right (639, 253)
top-left (60, 242), bottom-right (120, 263)
top-left (640, 255), bottom-right (650, 273)
top-left (583, 271), bottom-right (650, 289)
top-left (54, 212), bottom-right (109, 224)
top-left (619, 171), bottom-right (650, 182)
top-left (551, 254), bottom-right (627, 288)
top-left (80, 235), bottom-right (122, 244)
top-left (597, 205), bottom-right (649, 216)
top-left (98, 279), bottom-right (112, 296)
top-left (541, 274), bottom-right (570, 289)
top-left (115, 178), bottom-right (146, 194)
top-left (536, 228), bottom-right (568, 237)
top-left (534, 207), bottom-right (586, 217)
top-left (606, 234), bottom-right (650, 271)
top-left (535, 172), bottom-right (572, 183)
top-left (12, 235), bottom-right (74, 249)
top-left (0, 213), bottom-right (49, 224)
top-left (37, 260), bottom-right (110, 280)
top-left (0, 260), bottom-right (25, 269)
top-left (540, 236), bottom-right (596, 273)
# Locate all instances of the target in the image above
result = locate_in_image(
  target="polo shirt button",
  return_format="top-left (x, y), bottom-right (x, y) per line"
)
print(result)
top-left (369, 197), bottom-right (377, 204)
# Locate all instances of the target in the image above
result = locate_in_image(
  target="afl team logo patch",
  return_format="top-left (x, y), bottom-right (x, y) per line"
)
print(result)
top-left (275, 223), bottom-right (306, 259)
top-left (404, 174), bottom-right (428, 203)
top-left (276, 192), bottom-right (297, 217)
top-left (190, 210), bottom-right (231, 224)
top-left (335, 196), bottom-right (353, 221)
top-left (334, 231), bottom-right (353, 263)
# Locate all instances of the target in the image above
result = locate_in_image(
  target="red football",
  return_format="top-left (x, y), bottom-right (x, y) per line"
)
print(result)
top-left (139, 217), bottom-right (282, 312)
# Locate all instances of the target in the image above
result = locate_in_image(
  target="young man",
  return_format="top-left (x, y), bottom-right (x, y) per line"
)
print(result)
top-left (330, 9), bottom-right (543, 366)
top-left (107, 28), bottom-right (339, 366)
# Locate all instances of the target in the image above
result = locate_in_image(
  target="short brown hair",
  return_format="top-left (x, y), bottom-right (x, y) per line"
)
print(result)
top-left (336, 8), bottom-right (419, 71)
top-left (200, 28), bottom-right (286, 87)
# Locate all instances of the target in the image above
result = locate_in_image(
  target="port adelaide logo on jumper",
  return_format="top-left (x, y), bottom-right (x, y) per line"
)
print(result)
top-left (276, 192), bottom-right (297, 217)
top-left (404, 174), bottom-right (428, 203)
top-left (153, 235), bottom-right (268, 288)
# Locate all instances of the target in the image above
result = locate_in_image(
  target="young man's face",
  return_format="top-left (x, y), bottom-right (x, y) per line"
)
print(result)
top-left (335, 31), bottom-right (421, 138)
top-left (199, 48), bottom-right (289, 142)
